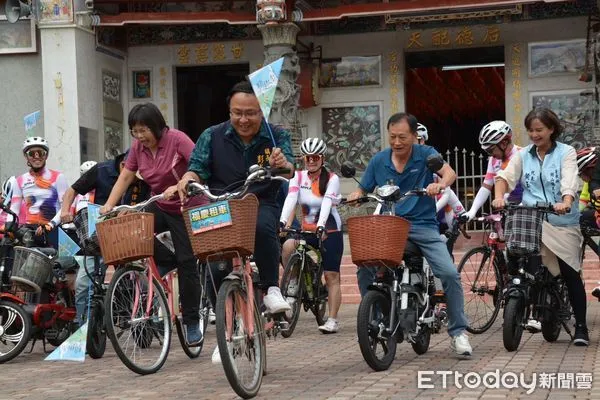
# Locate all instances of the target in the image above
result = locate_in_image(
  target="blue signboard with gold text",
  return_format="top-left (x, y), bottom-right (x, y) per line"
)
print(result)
top-left (188, 201), bottom-right (232, 234)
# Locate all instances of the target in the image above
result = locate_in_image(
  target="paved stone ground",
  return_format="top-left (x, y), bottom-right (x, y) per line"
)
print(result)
top-left (2, 302), bottom-right (600, 400)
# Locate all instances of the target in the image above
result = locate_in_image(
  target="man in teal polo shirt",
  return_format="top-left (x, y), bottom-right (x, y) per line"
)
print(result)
top-left (178, 80), bottom-right (295, 316)
top-left (347, 112), bottom-right (472, 357)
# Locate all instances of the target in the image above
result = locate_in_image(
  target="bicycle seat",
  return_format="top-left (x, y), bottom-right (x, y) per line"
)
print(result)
top-left (33, 247), bottom-right (57, 257)
top-left (53, 256), bottom-right (79, 273)
top-left (403, 240), bottom-right (422, 258)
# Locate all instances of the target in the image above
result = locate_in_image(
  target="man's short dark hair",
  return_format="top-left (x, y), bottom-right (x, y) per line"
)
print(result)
top-left (387, 112), bottom-right (418, 133)
top-left (226, 80), bottom-right (256, 107)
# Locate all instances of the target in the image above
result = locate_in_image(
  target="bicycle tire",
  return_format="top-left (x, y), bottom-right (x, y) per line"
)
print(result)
top-left (216, 279), bottom-right (264, 399)
top-left (309, 258), bottom-right (328, 326)
top-left (0, 300), bottom-right (31, 364)
top-left (503, 296), bottom-right (525, 352)
top-left (105, 264), bottom-right (172, 375)
top-left (176, 263), bottom-right (208, 359)
top-left (280, 253), bottom-right (304, 338)
top-left (86, 299), bottom-right (107, 359)
top-left (457, 246), bottom-right (502, 334)
top-left (357, 290), bottom-right (396, 371)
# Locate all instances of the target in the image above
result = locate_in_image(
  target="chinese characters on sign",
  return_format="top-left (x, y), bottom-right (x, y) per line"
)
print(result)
top-left (158, 66), bottom-right (169, 125)
top-left (511, 44), bottom-right (523, 136)
top-left (189, 201), bottom-right (233, 234)
top-left (389, 51), bottom-right (400, 113)
top-left (407, 26), bottom-right (501, 49)
top-left (177, 42), bottom-right (245, 65)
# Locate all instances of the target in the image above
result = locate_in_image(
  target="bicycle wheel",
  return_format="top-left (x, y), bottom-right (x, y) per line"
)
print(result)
top-left (310, 260), bottom-right (328, 326)
top-left (176, 263), bottom-right (209, 359)
top-left (458, 246), bottom-right (502, 334)
top-left (503, 296), bottom-right (525, 352)
top-left (216, 279), bottom-right (264, 399)
top-left (280, 254), bottom-right (304, 338)
top-left (357, 290), bottom-right (396, 371)
top-left (105, 264), bottom-right (172, 375)
top-left (86, 299), bottom-right (107, 359)
top-left (0, 300), bottom-right (31, 363)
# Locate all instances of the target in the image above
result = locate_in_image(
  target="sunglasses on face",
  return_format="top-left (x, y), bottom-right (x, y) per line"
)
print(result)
top-left (26, 149), bottom-right (48, 158)
top-left (304, 155), bottom-right (322, 163)
top-left (483, 145), bottom-right (496, 155)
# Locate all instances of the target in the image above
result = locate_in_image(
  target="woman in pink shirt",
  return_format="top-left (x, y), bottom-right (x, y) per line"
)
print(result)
top-left (101, 103), bottom-right (203, 346)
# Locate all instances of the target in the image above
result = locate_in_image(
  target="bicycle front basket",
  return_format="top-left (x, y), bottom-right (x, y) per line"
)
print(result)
top-left (347, 215), bottom-right (411, 268)
top-left (96, 213), bottom-right (155, 265)
top-left (505, 208), bottom-right (543, 256)
top-left (73, 208), bottom-right (102, 256)
top-left (183, 194), bottom-right (259, 261)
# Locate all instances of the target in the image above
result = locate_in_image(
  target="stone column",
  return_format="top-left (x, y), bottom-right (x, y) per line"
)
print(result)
top-left (257, 23), bottom-right (301, 131)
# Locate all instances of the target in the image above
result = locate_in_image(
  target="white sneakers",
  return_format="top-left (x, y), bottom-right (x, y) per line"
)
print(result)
top-left (525, 319), bottom-right (542, 332)
top-left (451, 332), bottom-right (472, 357)
top-left (318, 318), bottom-right (339, 334)
top-left (263, 286), bottom-right (292, 314)
top-left (208, 307), bottom-right (216, 325)
top-left (212, 346), bottom-right (221, 364)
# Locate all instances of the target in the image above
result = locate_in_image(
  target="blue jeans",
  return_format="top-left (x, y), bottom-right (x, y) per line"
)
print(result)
top-left (74, 255), bottom-right (105, 325)
top-left (356, 224), bottom-right (468, 337)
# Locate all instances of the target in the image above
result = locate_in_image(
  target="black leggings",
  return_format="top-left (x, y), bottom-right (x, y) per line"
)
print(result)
top-left (558, 257), bottom-right (587, 326)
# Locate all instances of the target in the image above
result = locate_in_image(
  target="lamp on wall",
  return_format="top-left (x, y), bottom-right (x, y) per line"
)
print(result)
top-left (441, 63), bottom-right (504, 71)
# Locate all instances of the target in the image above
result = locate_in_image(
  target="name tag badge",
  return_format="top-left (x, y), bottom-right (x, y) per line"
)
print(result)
top-left (188, 200), bottom-right (233, 235)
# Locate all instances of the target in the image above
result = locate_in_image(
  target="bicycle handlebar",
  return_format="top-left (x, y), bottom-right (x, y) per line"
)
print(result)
top-left (103, 194), bottom-right (165, 217)
top-left (340, 188), bottom-right (429, 205)
top-left (186, 166), bottom-right (289, 202)
top-left (495, 203), bottom-right (565, 215)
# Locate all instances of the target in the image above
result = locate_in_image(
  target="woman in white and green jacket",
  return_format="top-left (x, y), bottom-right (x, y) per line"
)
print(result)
top-left (492, 107), bottom-right (588, 347)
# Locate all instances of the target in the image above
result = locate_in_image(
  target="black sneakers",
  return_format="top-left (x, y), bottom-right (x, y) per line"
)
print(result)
top-left (573, 324), bottom-right (590, 347)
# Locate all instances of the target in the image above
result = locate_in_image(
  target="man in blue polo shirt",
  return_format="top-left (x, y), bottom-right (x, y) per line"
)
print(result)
top-left (347, 112), bottom-right (472, 357)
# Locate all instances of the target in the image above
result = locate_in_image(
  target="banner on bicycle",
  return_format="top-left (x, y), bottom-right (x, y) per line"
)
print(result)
top-left (188, 200), bottom-right (233, 234)
top-left (45, 322), bottom-right (88, 362)
top-left (58, 228), bottom-right (81, 257)
top-left (87, 204), bottom-right (101, 236)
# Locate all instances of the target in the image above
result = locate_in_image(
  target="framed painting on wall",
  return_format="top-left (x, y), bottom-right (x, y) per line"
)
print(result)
top-left (131, 69), bottom-right (152, 99)
top-left (529, 89), bottom-right (595, 150)
top-left (319, 56), bottom-right (382, 88)
top-left (321, 103), bottom-right (382, 174)
top-left (37, 0), bottom-right (74, 24)
top-left (102, 70), bottom-right (121, 103)
top-left (528, 39), bottom-right (587, 78)
top-left (0, 17), bottom-right (36, 54)
top-left (104, 120), bottom-right (123, 160)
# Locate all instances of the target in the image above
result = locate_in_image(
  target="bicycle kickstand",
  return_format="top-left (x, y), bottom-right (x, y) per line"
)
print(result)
top-left (561, 321), bottom-right (574, 340)
top-left (24, 338), bottom-right (37, 354)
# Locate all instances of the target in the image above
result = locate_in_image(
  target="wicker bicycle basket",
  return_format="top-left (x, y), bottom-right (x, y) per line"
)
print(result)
top-left (347, 215), bottom-right (411, 267)
top-left (183, 194), bottom-right (259, 262)
top-left (96, 212), bottom-right (155, 265)
top-left (73, 208), bottom-right (102, 256)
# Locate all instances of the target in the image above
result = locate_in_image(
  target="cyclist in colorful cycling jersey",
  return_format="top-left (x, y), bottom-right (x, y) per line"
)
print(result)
top-left (280, 138), bottom-right (343, 333)
top-left (416, 123), bottom-right (466, 231)
top-left (0, 176), bottom-right (17, 238)
top-left (464, 121), bottom-right (523, 221)
top-left (10, 137), bottom-right (68, 248)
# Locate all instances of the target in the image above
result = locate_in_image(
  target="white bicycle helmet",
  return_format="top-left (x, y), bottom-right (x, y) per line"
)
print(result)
top-left (479, 121), bottom-right (512, 149)
top-left (80, 160), bottom-right (97, 175)
top-left (416, 123), bottom-right (428, 142)
top-left (22, 136), bottom-right (49, 152)
top-left (300, 138), bottom-right (327, 155)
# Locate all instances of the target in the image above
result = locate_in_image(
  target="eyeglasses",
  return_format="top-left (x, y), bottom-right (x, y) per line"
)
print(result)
top-left (129, 127), bottom-right (152, 137)
top-left (26, 149), bottom-right (48, 158)
top-left (304, 155), bottom-right (322, 163)
top-left (229, 109), bottom-right (261, 119)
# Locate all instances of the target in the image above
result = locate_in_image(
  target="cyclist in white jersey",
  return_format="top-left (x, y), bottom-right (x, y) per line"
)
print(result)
top-left (464, 120), bottom-right (523, 221)
top-left (10, 137), bottom-right (68, 248)
top-left (280, 138), bottom-right (343, 333)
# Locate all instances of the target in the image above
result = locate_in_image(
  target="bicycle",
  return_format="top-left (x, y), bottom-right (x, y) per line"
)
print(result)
top-left (98, 195), bottom-right (209, 375)
top-left (499, 203), bottom-right (573, 352)
top-left (457, 213), bottom-right (509, 334)
top-left (183, 165), bottom-right (289, 399)
top-left (278, 227), bottom-right (327, 338)
top-left (0, 204), bottom-right (80, 362)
